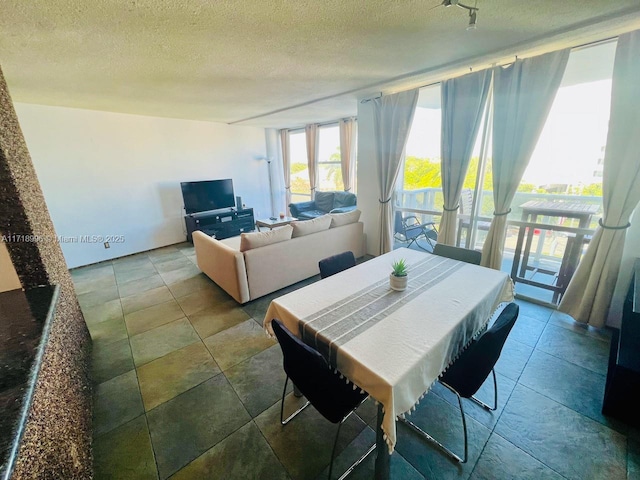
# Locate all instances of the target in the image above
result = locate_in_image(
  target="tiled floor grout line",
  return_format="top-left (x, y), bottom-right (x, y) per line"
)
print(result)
top-left (81, 249), bottom-right (633, 479)
top-left (118, 246), bottom-right (295, 479)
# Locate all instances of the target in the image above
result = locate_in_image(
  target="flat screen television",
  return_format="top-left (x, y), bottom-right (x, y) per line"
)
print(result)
top-left (181, 179), bottom-right (235, 214)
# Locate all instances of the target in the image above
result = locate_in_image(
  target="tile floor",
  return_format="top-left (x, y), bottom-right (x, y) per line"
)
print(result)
top-left (74, 243), bottom-right (640, 479)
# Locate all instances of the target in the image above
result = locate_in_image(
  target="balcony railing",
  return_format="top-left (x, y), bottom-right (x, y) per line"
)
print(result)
top-left (395, 187), bottom-right (601, 305)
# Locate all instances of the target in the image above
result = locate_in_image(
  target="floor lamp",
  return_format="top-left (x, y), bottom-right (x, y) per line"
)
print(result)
top-left (261, 157), bottom-right (276, 219)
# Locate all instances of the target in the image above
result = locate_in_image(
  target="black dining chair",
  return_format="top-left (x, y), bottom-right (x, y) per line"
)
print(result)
top-left (433, 243), bottom-right (482, 265)
top-left (272, 319), bottom-right (375, 480)
top-left (399, 302), bottom-right (519, 463)
top-left (319, 251), bottom-right (356, 279)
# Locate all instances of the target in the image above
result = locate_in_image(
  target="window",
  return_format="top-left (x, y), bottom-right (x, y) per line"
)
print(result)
top-left (394, 41), bottom-right (616, 306)
top-left (317, 125), bottom-right (344, 191)
top-left (396, 84), bottom-right (442, 221)
top-left (289, 131), bottom-right (309, 202)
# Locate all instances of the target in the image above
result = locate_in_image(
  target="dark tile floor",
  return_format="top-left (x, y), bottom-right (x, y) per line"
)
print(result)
top-left (74, 243), bottom-right (640, 479)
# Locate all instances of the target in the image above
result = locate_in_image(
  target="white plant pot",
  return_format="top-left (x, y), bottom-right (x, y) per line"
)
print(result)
top-left (389, 273), bottom-right (408, 291)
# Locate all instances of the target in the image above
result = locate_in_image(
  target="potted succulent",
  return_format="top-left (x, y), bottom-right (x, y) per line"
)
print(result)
top-left (390, 258), bottom-right (409, 291)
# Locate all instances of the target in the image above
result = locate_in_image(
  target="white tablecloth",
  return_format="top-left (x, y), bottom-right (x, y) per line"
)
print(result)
top-left (264, 248), bottom-right (513, 452)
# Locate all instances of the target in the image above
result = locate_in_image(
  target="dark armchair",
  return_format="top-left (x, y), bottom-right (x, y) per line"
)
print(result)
top-left (289, 191), bottom-right (357, 220)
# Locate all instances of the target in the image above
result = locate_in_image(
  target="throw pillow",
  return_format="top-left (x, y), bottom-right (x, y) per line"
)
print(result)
top-left (329, 209), bottom-right (361, 228)
top-left (239, 225), bottom-right (293, 252)
top-left (314, 191), bottom-right (335, 212)
top-left (333, 191), bottom-right (357, 208)
top-left (291, 215), bottom-right (332, 238)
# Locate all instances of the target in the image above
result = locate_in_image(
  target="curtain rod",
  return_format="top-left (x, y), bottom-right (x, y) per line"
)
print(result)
top-left (286, 117), bottom-right (357, 133)
top-left (360, 35), bottom-right (618, 103)
top-left (232, 34), bottom-right (620, 124)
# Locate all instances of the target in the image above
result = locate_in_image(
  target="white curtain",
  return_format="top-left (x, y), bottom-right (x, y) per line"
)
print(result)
top-left (373, 89), bottom-right (419, 254)
top-left (305, 124), bottom-right (319, 200)
top-left (339, 118), bottom-right (356, 192)
top-left (481, 49), bottom-right (570, 269)
top-left (280, 129), bottom-right (291, 214)
top-left (438, 70), bottom-right (491, 246)
top-left (559, 30), bottom-right (640, 328)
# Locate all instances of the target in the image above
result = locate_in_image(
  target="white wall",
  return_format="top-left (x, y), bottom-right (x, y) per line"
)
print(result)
top-left (356, 100), bottom-right (382, 256)
top-left (0, 241), bottom-right (21, 292)
top-left (15, 104), bottom-right (269, 268)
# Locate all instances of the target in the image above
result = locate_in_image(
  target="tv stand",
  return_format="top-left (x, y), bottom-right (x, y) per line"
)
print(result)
top-left (185, 208), bottom-right (254, 242)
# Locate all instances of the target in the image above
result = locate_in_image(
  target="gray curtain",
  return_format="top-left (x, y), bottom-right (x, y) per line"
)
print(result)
top-left (559, 30), bottom-right (640, 328)
top-left (280, 129), bottom-right (291, 215)
top-left (305, 124), bottom-right (319, 200)
top-left (339, 118), bottom-right (356, 192)
top-left (481, 49), bottom-right (570, 269)
top-left (438, 70), bottom-right (491, 246)
top-left (373, 89), bottom-right (419, 254)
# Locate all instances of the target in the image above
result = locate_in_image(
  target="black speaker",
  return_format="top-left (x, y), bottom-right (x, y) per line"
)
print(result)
top-left (236, 196), bottom-right (242, 210)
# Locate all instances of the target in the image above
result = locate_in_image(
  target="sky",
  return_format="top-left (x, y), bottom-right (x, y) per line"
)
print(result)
top-left (405, 78), bottom-right (612, 187)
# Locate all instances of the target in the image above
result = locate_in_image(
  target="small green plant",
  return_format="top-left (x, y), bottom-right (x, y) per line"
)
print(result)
top-left (391, 258), bottom-right (408, 277)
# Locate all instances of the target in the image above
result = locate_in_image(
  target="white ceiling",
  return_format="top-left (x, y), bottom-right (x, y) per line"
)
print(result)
top-left (1, 1), bottom-right (640, 129)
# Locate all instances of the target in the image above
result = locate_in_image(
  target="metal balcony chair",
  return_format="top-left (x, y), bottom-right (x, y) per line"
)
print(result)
top-left (319, 251), bottom-right (356, 279)
top-left (433, 243), bottom-right (482, 265)
top-left (399, 302), bottom-right (519, 463)
top-left (457, 189), bottom-right (491, 248)
top-left (272, 319), bottom-right (376, 479)
top-left (394, 211), bottom-right (438, 252)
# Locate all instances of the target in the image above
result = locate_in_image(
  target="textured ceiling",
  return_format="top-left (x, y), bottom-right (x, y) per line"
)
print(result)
top-left (1, 1), bottom-right (640, 128)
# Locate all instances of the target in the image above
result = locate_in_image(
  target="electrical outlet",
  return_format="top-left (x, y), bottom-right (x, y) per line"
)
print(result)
top-left (104, 242), bottom-right (110, 249)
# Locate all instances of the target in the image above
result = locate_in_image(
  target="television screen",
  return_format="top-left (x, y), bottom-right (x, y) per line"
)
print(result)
top-left (181, 179), bottom-right (235, 214)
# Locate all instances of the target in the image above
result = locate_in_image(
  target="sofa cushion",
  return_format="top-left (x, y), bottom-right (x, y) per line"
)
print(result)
top-left (329, 209), bottom-right (361, 228)
top-left (297, 210), bottom-right (327, 220)
top-left (333, 191), bottom-right (357, 209)
top-left (291, 214), bottom-right (332, 238)
top-left (314, 191), bottom-right (335, 213)
top-left (239, 225), bottom-right (293, 252)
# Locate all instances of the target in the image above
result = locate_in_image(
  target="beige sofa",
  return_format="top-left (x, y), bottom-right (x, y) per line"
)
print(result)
top-left (192, 213), bottom-right (365, 303)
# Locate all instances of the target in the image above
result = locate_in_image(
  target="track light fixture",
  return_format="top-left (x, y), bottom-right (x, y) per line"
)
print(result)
top-left (435, 0), bottom-right (479, 29)
top-left (467, 9), bottom-right (477, 30)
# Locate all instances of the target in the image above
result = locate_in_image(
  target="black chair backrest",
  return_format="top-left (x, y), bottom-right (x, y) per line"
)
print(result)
top-left (271, 319), bottom-right (367, 423)
top-left (319, 251), bottom-right (356, 279)
top-left (440, 303), bottom-right (519, 398)
top-left (433, 243), bottom-right (482, 265)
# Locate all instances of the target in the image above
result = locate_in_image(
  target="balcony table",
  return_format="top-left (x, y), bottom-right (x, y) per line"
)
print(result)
top-left (263, 248), bottom-right (513, 479)
top-left (512, 200), bottom-right (599, 302)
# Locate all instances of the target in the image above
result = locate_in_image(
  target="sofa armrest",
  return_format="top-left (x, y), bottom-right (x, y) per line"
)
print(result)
top-left (289, 201), bottom-right (316, 217)
top-left (192, 231), bottom-right (250, 303)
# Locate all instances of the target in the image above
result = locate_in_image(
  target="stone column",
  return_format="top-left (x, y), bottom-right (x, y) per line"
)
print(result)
top-left (0, 64), bottom-right (91, 478)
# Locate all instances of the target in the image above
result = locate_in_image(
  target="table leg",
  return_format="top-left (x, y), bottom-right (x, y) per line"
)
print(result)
top-left (519, 214), bottom-right (537, 278)
top-left (293, 384), bottom-right (303, 397)
top-left (511, 222), bottom-right (527, 281)
top-left (375, 404), bottom-right (390, 480)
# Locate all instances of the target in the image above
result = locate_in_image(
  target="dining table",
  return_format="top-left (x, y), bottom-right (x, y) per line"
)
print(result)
top-left (263, 247), bottom-right (514, 479)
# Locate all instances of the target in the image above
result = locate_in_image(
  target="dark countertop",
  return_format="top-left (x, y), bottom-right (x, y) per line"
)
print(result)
top-left (0, 285), bottom-right (59, 479)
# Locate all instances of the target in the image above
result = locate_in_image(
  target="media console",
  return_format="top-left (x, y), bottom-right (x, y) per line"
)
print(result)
top-left (602, 258), bottom-right (640, 426)
top-left (185, 208), bottom-right (254, 242)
